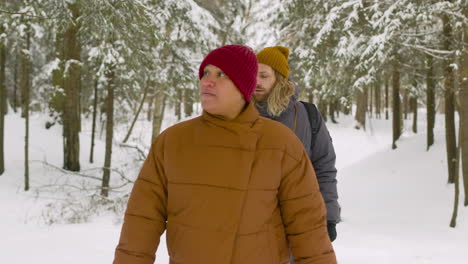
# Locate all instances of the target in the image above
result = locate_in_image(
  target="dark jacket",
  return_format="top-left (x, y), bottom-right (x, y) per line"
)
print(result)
top-left (114, 103), bottom-right (337, 264)
top-left (256, 86), bottom-right (340, 224)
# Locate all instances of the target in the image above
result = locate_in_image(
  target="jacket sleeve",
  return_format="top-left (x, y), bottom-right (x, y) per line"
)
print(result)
top-left (309, 109), bottom-right (340, 224)
top-left (113, 137), bottom-right (168, 264)
top-left (279, 150), bottom-right (337, 264)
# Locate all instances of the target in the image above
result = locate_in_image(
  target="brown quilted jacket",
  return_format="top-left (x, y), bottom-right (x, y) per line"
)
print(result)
top-left (113, 103), bottom-right (336, 264)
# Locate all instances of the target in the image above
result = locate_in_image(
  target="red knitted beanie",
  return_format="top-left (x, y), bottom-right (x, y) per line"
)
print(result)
top-left (199, 45), bottom-right (258, 103)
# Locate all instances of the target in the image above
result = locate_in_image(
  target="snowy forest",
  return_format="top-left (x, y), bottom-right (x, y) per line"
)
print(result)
top-left (1, 0), bottom-right (467, 263)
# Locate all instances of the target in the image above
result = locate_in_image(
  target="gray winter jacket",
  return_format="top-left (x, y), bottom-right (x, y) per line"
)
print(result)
top-left (256, 86), bottom-right (340, 224)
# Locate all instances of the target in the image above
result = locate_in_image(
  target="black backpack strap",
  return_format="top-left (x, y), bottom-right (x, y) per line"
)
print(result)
top-left (300, 101), bottom-right (320, 147)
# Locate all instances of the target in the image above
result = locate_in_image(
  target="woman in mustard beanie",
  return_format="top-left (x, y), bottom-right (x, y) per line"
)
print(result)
top-left (113, 44), bottom-right (337, 264)
top-left (255, 46), bottom-right (340, 263)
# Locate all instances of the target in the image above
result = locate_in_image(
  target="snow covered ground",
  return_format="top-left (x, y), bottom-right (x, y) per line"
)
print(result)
top-left (1, 108), bottom-right (467, 264)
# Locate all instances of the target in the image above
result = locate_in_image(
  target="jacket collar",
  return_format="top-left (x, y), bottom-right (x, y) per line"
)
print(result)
top-left (201, 102), bottom-right (260, 129)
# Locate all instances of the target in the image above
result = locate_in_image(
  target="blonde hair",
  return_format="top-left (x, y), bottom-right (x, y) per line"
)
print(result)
top-left (255, 71), bottom-right (295, 117)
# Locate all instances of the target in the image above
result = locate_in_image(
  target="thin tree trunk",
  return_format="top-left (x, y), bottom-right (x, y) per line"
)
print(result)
top-left (13, 55), bottom-right (18, 112)
top-left (392, 60), bottom-right (402, 150)
top-left (427, 55), bottom-right (436, 150)
top-left (375, 81), bottom-right (381, 119)
top-left (335, 98), bottom-right (340, 118)
top-left (151, 87), bottom-right (167, 143)
top-left (183, 88), bottom-right (193, 118)
top-left (329, 99), bottom-right (338, 124)
top-left (449, 115), bottom-right (462, 227)
top-left (443, 14), bottom-right (456, 183)
top-left (460, 20), bottom-right (468, 206)
top-left (355, 87), bottom-right (367, 130)
top-left (123, 82), bottom-right (149, 143)
top-left (101, 68), bottom-right (114, 197)
top-left (0, 23), bottom-right (5, 175)
top-left (21, 28), bottom-right (31, 191)
top-left (147, 94), bottom-right (154, 121)
top-left (89, 78), bottom-right (98, 163)
top-left (63, 2), bottom-right (81, 171)
top-left (385, 74), bottom-right (390, 120)
top-left (175, 87), bottom-right (182, 121)
top-left (403, 87), bottom-right (409, 120)
top-left (369, 84), bottom-right (374, 118)
top-left (411, 97), bottom-right (418, 133)
top-left (20, 56), bottom-right (26, 119)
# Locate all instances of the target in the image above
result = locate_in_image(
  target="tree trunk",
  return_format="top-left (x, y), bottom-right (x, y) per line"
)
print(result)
top-left (13, 55), bottom-right (18, 113)
top-left (369, 84), bottom-right (374, 118)
top-left (0, 22), bottom-right (6, 175)
top-left (411, 97), bottom-right (418, 133)
top-left (355, 87), bottom-right (367, 130)
top-left (403, 87), bottom-right (409, 120)
top-left (443, 14), bottom-right (456, 184)
top-left (460, 20), bottom-right (468, 206)
top-left (329, 99), bottom-right (338, 124)
top-left (62, 2), bottom-right (81, 171)
top-left (318, 99), bottom-right (328, 122)
top-left (385, 74), bottom-right (390, 120)
top-left (89, 78), bottom-right (98, 163)
top-left (175, 87), bottom-right (182, 121)
top-left (101, 68), bottom-right (114, 197)
top-left (375, 81), bottom-right (381, 119)
top-left (123, 82), bottom-right (149, 143)
top-left (151, 86), bottom-right (167, 143)
top-left (335, 98), bottom-right (340, 118)
top-left (21, 28), bottom-right (31, 191)
top-left (427, 55), bottom-right (436, 150)
top-left (449, 115), bottom-right (462, 227)
top-left (392, 60), bottom-right (402, 150)
top-left (184, 88), bottom-right (193, 118)
top-left (147, 94), bottom-right (154, 121)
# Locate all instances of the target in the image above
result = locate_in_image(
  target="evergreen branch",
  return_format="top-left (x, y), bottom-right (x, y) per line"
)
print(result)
top-left (0, 9), bottom-right (52, 19)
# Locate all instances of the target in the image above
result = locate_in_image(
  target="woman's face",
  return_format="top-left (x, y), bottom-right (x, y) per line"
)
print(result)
top-left (254, 63), bottom-right (276, 102)
top-left (199, 64), bottom-right (245, 119)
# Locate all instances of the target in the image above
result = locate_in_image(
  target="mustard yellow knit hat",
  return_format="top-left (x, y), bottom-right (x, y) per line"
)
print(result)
top-left (256, 46), bottom-right (290, 78)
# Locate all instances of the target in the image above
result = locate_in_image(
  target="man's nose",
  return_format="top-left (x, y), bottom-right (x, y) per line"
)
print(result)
top-left (201, 77), bottom-right (215, 87)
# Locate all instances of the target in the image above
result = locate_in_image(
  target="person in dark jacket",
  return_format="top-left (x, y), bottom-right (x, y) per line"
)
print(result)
top-left (113, 44), bottom-right (337, 264)
top-left (254, 46), bottom-right (340, 244)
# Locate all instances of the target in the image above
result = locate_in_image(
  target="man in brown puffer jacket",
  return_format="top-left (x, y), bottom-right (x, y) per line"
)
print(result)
top-left (113, 44), bottom-right (337, 264)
